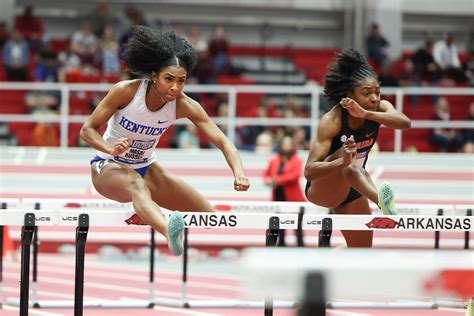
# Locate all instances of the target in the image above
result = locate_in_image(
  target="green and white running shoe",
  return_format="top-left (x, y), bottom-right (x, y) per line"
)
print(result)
top-left (466, 297), bottom-right (473, 316)
top-left (377, 182), bottom-right (397, 215)
top-left (167, 212), bottom-right (185, 256)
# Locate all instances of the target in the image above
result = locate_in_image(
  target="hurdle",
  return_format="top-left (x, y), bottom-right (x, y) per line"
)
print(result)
top-left (1, 207), bottom-right (303, 315)
top-left (1, 198), bottom-right (328, 311)
top-left (0, 200), bottom-right (473, 316)
top-left (241, 247), bottom-right (474, 316)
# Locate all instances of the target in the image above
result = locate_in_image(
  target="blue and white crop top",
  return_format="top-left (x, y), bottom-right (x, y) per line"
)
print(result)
top-left (96, 79), bottom-right (176, 169)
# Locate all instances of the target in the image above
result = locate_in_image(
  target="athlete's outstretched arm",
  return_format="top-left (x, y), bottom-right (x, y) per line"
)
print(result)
top-left (80, 81), bottom-right (135, 156)
top-left (341, 98), bottom-right (411, 129)
top-left (176, 93), bottom-right (250, 191)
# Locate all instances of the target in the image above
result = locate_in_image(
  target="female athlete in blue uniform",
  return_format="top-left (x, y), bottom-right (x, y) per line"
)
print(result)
top-left (80, 26), bottom-right (250, 256)
top-left (304, 49), bottom-right (411, 247)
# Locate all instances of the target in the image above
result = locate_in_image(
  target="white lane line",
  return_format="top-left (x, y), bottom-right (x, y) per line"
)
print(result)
top-left (328, 311), bottom-right (370, 316)
top-left (438, 307), bottom-right (466, 313)
top-left (153, 305), bottom-right (221, 316)
top-left (326, 299), bottom-right (371, 315)
top-left (35, 147), bottom-right (48, 165)
top-left (13, 147), bottom-right (25, 165)
top-left (4, 264), bottom-right (240, 292)
top-left (3, 285), bottom-right (107, 301)
top-left (2, 304), bottom-right (64, 316)
top-left (36, 255), bottom-right (241, 281)
top-left (3, 271), bottom-right (223, 300)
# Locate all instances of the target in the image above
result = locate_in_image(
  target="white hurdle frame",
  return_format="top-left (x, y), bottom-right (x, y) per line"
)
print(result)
top-left (0, 199), bottom-right (472, 316)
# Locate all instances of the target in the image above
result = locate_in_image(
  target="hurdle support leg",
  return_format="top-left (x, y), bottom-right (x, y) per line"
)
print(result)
top-left (0, 202), bottom-right (7, 309)
top-left (318, 218), bottom-right (332, 248)
top-left (148, 228), bottom-right (156, 308)
top-left (31, 202), bottom-right (41, 308)
top-left (296, 206), bottom-right (305, 247)
top-left (434, 209), bottom-right (443, 249)
top-left (264, 216), bottom-right (280, 316)
top-left (182, 228), bottom-right (189, 308)
top-left (20, 213), bottom-right (36, 316)
top-left (74, 214), bottom-right (89, 316)
top-left (465, 209), bottom-right (472, 250)
top-left (299, 272), bottom-right (325, 316)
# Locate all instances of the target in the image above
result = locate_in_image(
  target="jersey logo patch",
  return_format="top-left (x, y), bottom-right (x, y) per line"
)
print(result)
top-left (366, 131), bottom-right (375, 138)
top-left (157, 120), bottom-right (169, 124)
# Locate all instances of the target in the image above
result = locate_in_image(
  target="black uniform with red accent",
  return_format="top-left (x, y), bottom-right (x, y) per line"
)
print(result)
top-left (305, 106), bottom-right (380, 205)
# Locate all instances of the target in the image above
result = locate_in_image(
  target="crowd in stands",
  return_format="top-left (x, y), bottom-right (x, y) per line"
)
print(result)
top-left (0, 5), bottom-right (472, 153)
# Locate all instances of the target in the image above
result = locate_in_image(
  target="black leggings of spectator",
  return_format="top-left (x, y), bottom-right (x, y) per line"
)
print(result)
top-left (5, 66), bottom-right (29, 81)
top-left (430, 133), bottom-right (464, 152)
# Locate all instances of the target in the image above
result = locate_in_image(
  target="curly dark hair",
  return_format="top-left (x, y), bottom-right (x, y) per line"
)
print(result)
top-left (122, 25), bottom-right (197, 77)
top-left (323, 49), bottom-right (377, 103)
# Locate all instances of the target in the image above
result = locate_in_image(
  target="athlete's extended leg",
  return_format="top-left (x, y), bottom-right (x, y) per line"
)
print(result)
top-left (91, 162), bottom-right (171, 242)
top-left (145, 163), bottom-right (214, 212)
top-left (334, 196), bottom-right (373, 247)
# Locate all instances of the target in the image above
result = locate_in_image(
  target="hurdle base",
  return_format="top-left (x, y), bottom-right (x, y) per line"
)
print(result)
top-left (327, 301), bottom-right (445, 309)
top-left (7, 298), bottom-right (153, 309)
top-left (151, 298), bottom-right (298, 309)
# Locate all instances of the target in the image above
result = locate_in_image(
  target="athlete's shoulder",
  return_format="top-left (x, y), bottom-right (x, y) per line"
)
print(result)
top-left (107, 79), bottom-right (142, 106)
top-left (176, 92), bottom-right (206, 120)
top-left (317, 104), bottom-right (341, 139)
top-left (113, 79), bottom-right (142, 95)
top-left (177, 91), bottom-right (198, 107)
top-left (320, 104), bottom-right (341, 126)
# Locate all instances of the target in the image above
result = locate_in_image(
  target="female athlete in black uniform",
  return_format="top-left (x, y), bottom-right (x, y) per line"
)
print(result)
top-left (304, 49), bottom-right (411, 247)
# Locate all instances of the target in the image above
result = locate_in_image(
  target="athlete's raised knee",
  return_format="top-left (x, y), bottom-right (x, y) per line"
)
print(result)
top-left (341, 162), bottom-right (361, 179)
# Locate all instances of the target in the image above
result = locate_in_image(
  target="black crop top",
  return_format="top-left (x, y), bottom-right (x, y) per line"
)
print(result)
top-left (328, 106), bottom-right (380, 169)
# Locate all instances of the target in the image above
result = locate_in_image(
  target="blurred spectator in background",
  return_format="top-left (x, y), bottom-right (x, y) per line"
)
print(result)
top-left (25, 89), bottom-right (61, 146)
top-left (378, 63), bottom-right (399, 87)
top-left (291, 127), bottom-right (309, 150)
top-left (398, 59), bottom-right (420, 105)
top-left (429, 97), bottom-right (464, 152)
top-left (283, 95), bottom-right (307, 117)
top-left (192, 51), bottom-right (215, 84)
top-left (263, 136), bottom-right (305, 244)
top-left (208, 25), bottom-right (230, 75)
top-left (14, 6), bottom-right (44, 52)
top-left (263, 135), bottom-right (305, 202)
top-left (366, 23), bottom-right (389, 67)
top-left (463, 51), bottom-right (474, 87)
top-left (412, 39), bottom-right (442, 84)
top-left (2, 29), bottom-right (30, 81)
top-left (460, 102), bottom-right (474, 153)
top-left (87, 1), bottom-right (116, 37)
top-left (58, 42), bottom-right (82, 79)
top-left (99, 25), bottom-right (120, 74)
top-left (119, 5), bottom-right (148, 55)
top-left (177, 124), bottom-right (201, 149)
top-left (255, 130), bottom-right (274, 154)
top-left (34, 41), bottom-right (61, 82)
top-left (239, 96), bottom-right (277, 148)
top-left (433, 33), bottom-right (464, 83)
top-left (187, 27), bottom-right (207, 54)
top-left (0, 21), bottom-right (9, 49)
top-left (71, 23), bottom-right (99, 66)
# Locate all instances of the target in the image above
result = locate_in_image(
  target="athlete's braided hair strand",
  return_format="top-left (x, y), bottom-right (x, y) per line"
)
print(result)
top-left (324, 49), bottom-right (377, 103)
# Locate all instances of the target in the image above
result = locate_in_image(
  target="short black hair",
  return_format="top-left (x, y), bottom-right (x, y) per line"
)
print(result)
top-left (122, 25), bottom-right (197, 77)
top-left (323, 49), bottom-right (377, 104)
